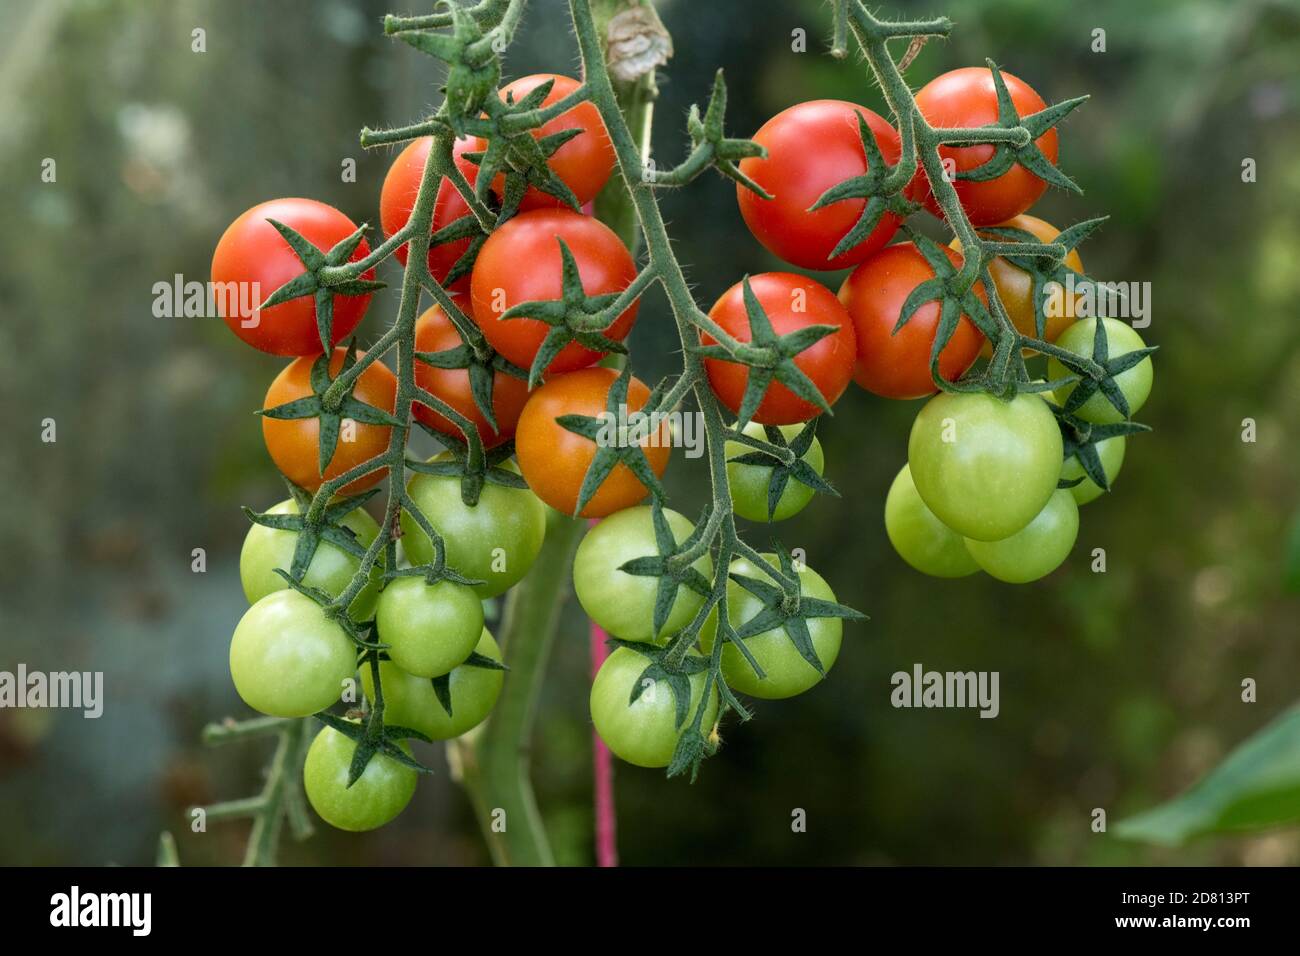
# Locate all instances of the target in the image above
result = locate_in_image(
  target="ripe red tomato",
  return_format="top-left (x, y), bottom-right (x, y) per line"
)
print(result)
top-left (413, 303), bottom-right (530, 448)
top-left (379, 136), bottom-right (481, 294)
top-left (703, 272), bottom-right (856, 424)
top-left (470, 209), bottom-right (639, 377)
top-left (736, 100), bottom-right (902, 270)
top-left (515, 367), bottom-right (670, 517)
top-left (262, 348), bottom-right (398, 495)
top-left (473, 74), bottom-right (613, 211)
top-left (910, 67), bottom-right (1058, 226)
top-left (837, 242), bottom-right (987, 399)
top-left (211, 198), bottom-right (374, 356)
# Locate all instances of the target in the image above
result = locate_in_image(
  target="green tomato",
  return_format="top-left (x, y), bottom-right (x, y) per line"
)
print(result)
top-left (360, 628), bottom-right (504, 740)
top-left (573, 505), bottom-right (710, 643)
top-left (375, 576), bottom-right (484, 678)
top-left (725, 423), bottom-right (824, 522)
top-left (908, 390), bottom-right (1063, 542)
top-left (302, 723), bottom-right (417, 832)
top-left (884, 463), bottom-right (981, 578)
top-left (239, 499), bottom-right (382, 620)
top-left (1048, 317), bottom-right (1153, 424)
top-left (1061, 436), bottom-right (1126, 505)
top-left (964, 489), bottom-right (1079, 584)
top-left (401, 458), bottom-right (547, 598)
top-left (704, 554), bottom-right (843, 699)
top-left (229, 590), bottom-right (356, 717)
top-left (589, 647), bottom-right (719, 769)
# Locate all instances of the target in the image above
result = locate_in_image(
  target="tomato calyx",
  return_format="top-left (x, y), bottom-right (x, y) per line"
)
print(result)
top-left (725, 420), bottom-right (839, 521)
top-left (498, 241), bottom-right (642, 387)
top-left (260, 345), bottom-right (402, 476)
top-left (414, 304), bottom-right (530, 434)
top-left (727, 548), bottom-right (866, 681)
top-left (405, 439), bottom-right (526, 508)
top-left (614, 501), bottom-right (714, 639)
top-left (429, 650), bottom-right (508, 719)
top-left (552, 366), bottom-right (668, 515)
top-left (257, 221), bottom-right (386, 354)
top-left (394, 6), bottom-right (501, 131)
top-left (948, 60), bottom-right (1085, 195)
top-left (1053, 406), bottom-right (1151, 496)
top-left (242, 485), bottom-right (381, 584)
top-left (652, 70), bottom-right (768, 194)
top-left (1037, 318), bottom-right (1159, 420)
top-left (807, 110), bottom-right (917, 261)
top-left (315, 679), bottom-right (434, 787)
top-left (693, 277), bottom-right (842, 426)
top-left (976, 216), bottom-right (1104, 340)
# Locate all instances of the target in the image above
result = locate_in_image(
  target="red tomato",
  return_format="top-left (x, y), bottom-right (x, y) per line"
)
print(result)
top-left (211, 199), bottom-right (374, 356)
top-left (703, 272), bottom-right (856, 424)
top-left (910, 67), bottom-right (1058, 226)
top-left (413, 303), bottom-right (530, 448)
top-left (469, 209), bottom-right (639, 377)
top-left (379, 136), bottom-right (481, 294)
top-left (736, 100), bottom-right (903, 270)
top-left (515, 367), bottom-right (670, 518)
top-left (838, 243), bottom-right (987, 399)
top-left (262, 348), bottom-right (398, 495)
top-left (473, 74), bottom-right (613, 211)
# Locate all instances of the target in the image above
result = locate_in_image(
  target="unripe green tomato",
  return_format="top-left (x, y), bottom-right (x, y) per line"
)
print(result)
top-left (229, 590), bottom-right (356, 717)
top-left (302, 723), bottom-right (417, 832)
top-left (884, 463), bottom-right (981, 578)
top-left (1061, 436), bottom-right (1126, 505)
top-left (573, 505), bottom-right (710, 643)
top-left (239, 499), bottom-right (382, 620)
top-left (1048, 318), bottom-right (1153, 424)
top-left (375, 576), bottom-right (484, 678)
top-left (360, 628), bottom-right (504, 740)
top-left (401, 457), bottom-right (547, 598)
top-left (963, 489), bottom-right (1079, 583)
top-left (907, 390), bottom-right (1063, 541)
top-left (725, 423), bottom-right (825, 522)
top-left (589, 646), bottom-right (719, 769)
top-left (706, 554), bottom-right (843, 699)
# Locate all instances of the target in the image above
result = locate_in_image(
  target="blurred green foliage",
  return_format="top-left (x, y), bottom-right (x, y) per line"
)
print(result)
top-left (1, 0), bottom-right (1298, 866)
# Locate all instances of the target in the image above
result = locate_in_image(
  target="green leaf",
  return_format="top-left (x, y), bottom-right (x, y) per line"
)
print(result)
top-left (1114, 704), bottom-right (1300, 846)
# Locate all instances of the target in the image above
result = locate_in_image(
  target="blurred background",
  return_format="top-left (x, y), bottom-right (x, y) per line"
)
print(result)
top-left (2, 0), bottom-right (1298, 866)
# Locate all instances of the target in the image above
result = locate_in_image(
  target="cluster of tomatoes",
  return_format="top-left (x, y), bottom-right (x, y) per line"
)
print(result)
top-left (210, 56), bottom-right (1151, 829)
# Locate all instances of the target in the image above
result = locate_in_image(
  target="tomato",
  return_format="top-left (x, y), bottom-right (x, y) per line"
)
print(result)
top-left (589, 647), bottom-right (719, 769)
top-left (703, 555), bottom-right (843, 699)
top-left (1062, 435), bottom-right (1126, 505)
top-left (375, 576), bottom-right (484, 678)
top-left (1048, 318), bottom-right (1154, 424)
top-left (360, 628), bottom-right (504, 740)
top-left (911, 68), bottom-right (1059, 226)
top-left (573, 505), bottom-right (711, 643)
top-left (262, 348), bottom-right (398, 496)
top-left (212, 198), bottom-right (374, 356)
top-left (229, 590), bottom-right (356, 718)
top-left (951, 214), bottom-right (1083, 352)
top-left (515, 367), bottom-right (671, 518)
top-left (884, 463), bottom-right (981, 578)
top-left (725, 422), bottom-right (825, 522)
top-left (474, 74), bottom-right (614, 211)
top-left (703, 272), bottom-right (857, 424)
top-left (302, 723), bottom-right (417, 832)
top-left (736, 100), bottom-right (902, 270)
top-left (401, 457), bottom-right (547, 597)
top-left (413, 304), bottom-right (530, 448)
top-left (838, 243), bottom-right (987, 399)
top-left (964, 488), bottom-right (1079, 583)
top-left (239, 499), bottom-right (382, 620)
top-left (470, 209), bottom-right (639, 377)
top-left (379, 136), bottom-right (481, 294)
top-left (907, 391), bottom-right (1063, 541)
